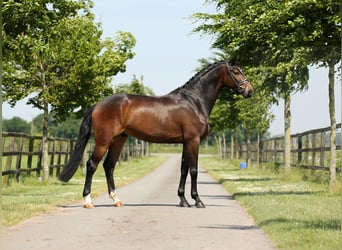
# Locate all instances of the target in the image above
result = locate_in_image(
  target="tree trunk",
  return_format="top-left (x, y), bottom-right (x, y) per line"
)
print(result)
top-left (230, 132), bottom-right (234, 159)
top-left (284, 92), bottom-right (291, 170)
top-left (246, 129), bottom-right (251, 167)
top-left (222, 133), bottom-right (226, 160)
top-left (145, 142), bottom-right (149, 157)
top-left (42, 101), bottom-right (50, 181)
top-left (328, 61), bottom-right (336, 192)
top-left (256, 130), bottom-right (260, 168)
top-left (214, 135), bottom-right (223, 160)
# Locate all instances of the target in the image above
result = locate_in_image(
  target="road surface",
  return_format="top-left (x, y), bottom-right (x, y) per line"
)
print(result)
top-left (2, 154), bottom-right (276, 250)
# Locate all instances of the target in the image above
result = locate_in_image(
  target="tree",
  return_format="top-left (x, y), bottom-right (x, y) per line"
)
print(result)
top-left (2, 117), bottom-right (30, 134)
top-left (113, 75), bottom-right (154, 96)
top-left (3, 0), bottom-right (136, 180)
top-left (193, 1), bottom-right (340, 180)
top-left (193, 1), bottom-right (310, 171)
top-left (243, 0), bottom-right (340, 190)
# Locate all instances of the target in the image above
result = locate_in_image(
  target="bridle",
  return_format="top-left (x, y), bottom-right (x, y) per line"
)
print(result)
top-left (225, 63), bottom-right (250, 94)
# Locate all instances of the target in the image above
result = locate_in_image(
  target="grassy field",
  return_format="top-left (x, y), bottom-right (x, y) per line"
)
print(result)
top-left (199, 156), bottom-right (341, 250)
top-left (2, 155), bottom-right (166, 227)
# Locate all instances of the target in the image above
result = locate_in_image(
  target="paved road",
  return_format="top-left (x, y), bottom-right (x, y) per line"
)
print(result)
top-left (2, 154), bottom-right (276, 250)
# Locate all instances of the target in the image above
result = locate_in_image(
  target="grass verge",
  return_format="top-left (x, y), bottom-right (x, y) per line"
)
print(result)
top-left (199, 156), bottom-right (341, 250)
top-left (2, 155), bottom-right (166, 227)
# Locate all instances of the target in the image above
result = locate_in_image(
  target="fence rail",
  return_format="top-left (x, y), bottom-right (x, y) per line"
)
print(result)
top-left (236, 123), bottom-right (341, 171)
top-left (2, 133), bottom-right (75, 183)
top-left (1, 132), bottom-right (148, 184)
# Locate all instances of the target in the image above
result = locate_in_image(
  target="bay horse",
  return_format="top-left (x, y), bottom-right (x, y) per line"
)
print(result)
top-left (59, 60), bottom-right (253, 208)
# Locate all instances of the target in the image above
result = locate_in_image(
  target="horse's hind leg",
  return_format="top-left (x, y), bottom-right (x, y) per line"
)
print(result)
top-left (83, 145), bottom-right (108, 208)
top-left (103, 135), bottom-right (128, 207)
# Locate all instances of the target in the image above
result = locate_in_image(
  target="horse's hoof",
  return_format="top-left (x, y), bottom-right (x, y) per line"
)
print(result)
top-left (195, 201), bottom-right (205, 208)
top-left (113, 201), bottom-right (124, 207)
top-left (179, 201), bottom-right (191, 208)
top-left (84, 202), bottom-right (95, 209)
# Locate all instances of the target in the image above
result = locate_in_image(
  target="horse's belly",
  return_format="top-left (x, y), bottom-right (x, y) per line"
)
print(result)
top-left (125, 126), bottom-right (183, 143)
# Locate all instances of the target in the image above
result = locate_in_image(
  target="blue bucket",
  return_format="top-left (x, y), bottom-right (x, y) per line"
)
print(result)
top-left (240, 162), bottom-right (247, 169)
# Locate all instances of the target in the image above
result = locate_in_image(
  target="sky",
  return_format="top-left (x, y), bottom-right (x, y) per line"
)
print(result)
top-left (2, 0), bottom-right (341, 136)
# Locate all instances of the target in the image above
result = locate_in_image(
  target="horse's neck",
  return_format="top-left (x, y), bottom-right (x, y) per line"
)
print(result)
top-left (178, 66), bottom-right (223, 118)
top-left (198, 70), bottom-right (223, 117)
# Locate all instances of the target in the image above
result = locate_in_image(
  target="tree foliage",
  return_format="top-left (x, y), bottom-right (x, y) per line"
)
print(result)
top-left (113, 75), bottom-right (155, 96)
top-left (2, 0), bottom-right (136, 180)
top-left (2, 117), bottom-right (31, 134)
top-left (193, 0), bottom-right (340, 172)
top-left (2, 0), bottom-right (136, 122)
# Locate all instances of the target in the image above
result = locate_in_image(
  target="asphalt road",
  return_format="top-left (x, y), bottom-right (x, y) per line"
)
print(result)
top-left (2, 154), bottom-right (276, 250)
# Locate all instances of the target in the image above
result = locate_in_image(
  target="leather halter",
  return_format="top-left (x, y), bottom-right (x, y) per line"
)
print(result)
top-left (225, 63), bottom-right (249, 94)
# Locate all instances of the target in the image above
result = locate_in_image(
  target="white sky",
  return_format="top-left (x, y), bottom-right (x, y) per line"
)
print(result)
top-left (2, 0), bottom-right (341, 136)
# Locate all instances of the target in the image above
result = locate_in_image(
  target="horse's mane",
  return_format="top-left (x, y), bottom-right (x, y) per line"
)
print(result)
top-left (169, 59), bottom-right (237, 95)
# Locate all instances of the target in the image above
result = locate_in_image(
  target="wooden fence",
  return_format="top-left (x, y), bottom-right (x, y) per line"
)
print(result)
top-left (236, 123), bottom-right (341, 171)
top-left (1, 132), bottom-right (148, 184)
top-left (2, 124), bottom-right (341, 183)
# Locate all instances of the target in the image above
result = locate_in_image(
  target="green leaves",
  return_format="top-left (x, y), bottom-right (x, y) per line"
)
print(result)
top-left (113, 75), bottom-right (154, 96)
top-left (193, 0), bottom-right (340, 137)
top-left (3, 0), bottom-right (136, 122)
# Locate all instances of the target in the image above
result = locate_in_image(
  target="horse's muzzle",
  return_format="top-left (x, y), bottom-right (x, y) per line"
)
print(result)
top-left (243, 88), bottom-right (253, 98)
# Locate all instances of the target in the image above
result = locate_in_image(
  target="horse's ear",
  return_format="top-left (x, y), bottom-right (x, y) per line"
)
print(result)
top-left (230, 58), bottom-right (240, 66)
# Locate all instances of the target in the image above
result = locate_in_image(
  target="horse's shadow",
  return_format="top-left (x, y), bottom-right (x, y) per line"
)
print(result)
top-left (58, 203), bottom-right (178, 209)
top-left (58, 202), bottom-right (231, 209)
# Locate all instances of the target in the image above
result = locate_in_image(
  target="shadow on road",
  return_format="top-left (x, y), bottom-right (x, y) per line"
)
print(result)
top-left (199, 224), bottom-right (260, 231)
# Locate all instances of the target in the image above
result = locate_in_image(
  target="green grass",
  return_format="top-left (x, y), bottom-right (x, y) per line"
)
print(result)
top-left (2, 156), bottom-right (166, 227)
top-left (199, 156), bottom-right (342, 250)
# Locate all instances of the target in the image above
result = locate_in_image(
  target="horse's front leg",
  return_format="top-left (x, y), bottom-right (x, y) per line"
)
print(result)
top-left (188, 138), bottom-right (205, 208)
top-left (179, 138), bottom-right (205, 208)
top-left (103, 135), bottom-right (127, 207)
top-left (190, 161), bottom-right (205, 208)
top-left (178, 152), bottom-right (191, 207)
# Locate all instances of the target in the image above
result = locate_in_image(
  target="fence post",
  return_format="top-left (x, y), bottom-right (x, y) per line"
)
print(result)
top-left (297, 135), bottom-right (302, 166)
top-left (15, 136), bottom-right (24, 182)
top-left (49, 140), bottom-right (56, 176)
top-left (271, 139), bottom-right (275, 162)
top-left (56, 142), bottom-right (63, 177)
top-left (27, 137), bottom-right (35, 175)
top-left (258, 136), bottom-right (263, 165)
top-left (304, 135), bottom-right (309, 167)
top-left (3, 137), bottom-right (14, 185)
top-left (320, 132), bottom-right (326, 168)
top-left (312, 133), bottom-right (317, 167)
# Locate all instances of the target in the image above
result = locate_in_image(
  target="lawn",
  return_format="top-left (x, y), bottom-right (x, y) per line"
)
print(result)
top-left (2, 155), bottom-right (166, 227)
top-left (199, 156), bottom-right (342, 250)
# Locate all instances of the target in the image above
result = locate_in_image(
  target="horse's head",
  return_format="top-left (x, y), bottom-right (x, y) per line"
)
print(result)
top-left (224, 62), bottom-right (253, 98)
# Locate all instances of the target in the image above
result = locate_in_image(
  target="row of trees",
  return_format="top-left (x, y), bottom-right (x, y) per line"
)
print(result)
top-left (2, 1), bottom-right (340, 191)
top-left (2, 115), bottom-right (81, 138)
top-left (192, 0), bottom-right (340, 191)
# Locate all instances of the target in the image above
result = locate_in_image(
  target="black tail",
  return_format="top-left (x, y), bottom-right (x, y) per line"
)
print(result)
top-left (59, 106), bottom-right (95, 182)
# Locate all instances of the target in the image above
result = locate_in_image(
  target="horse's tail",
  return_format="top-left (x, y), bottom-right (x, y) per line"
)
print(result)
top-left (59, 106), bottom-right (95, 182)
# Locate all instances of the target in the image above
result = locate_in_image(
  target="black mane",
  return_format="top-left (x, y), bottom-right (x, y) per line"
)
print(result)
top-left (169, 59), bottom-right (235, 95)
